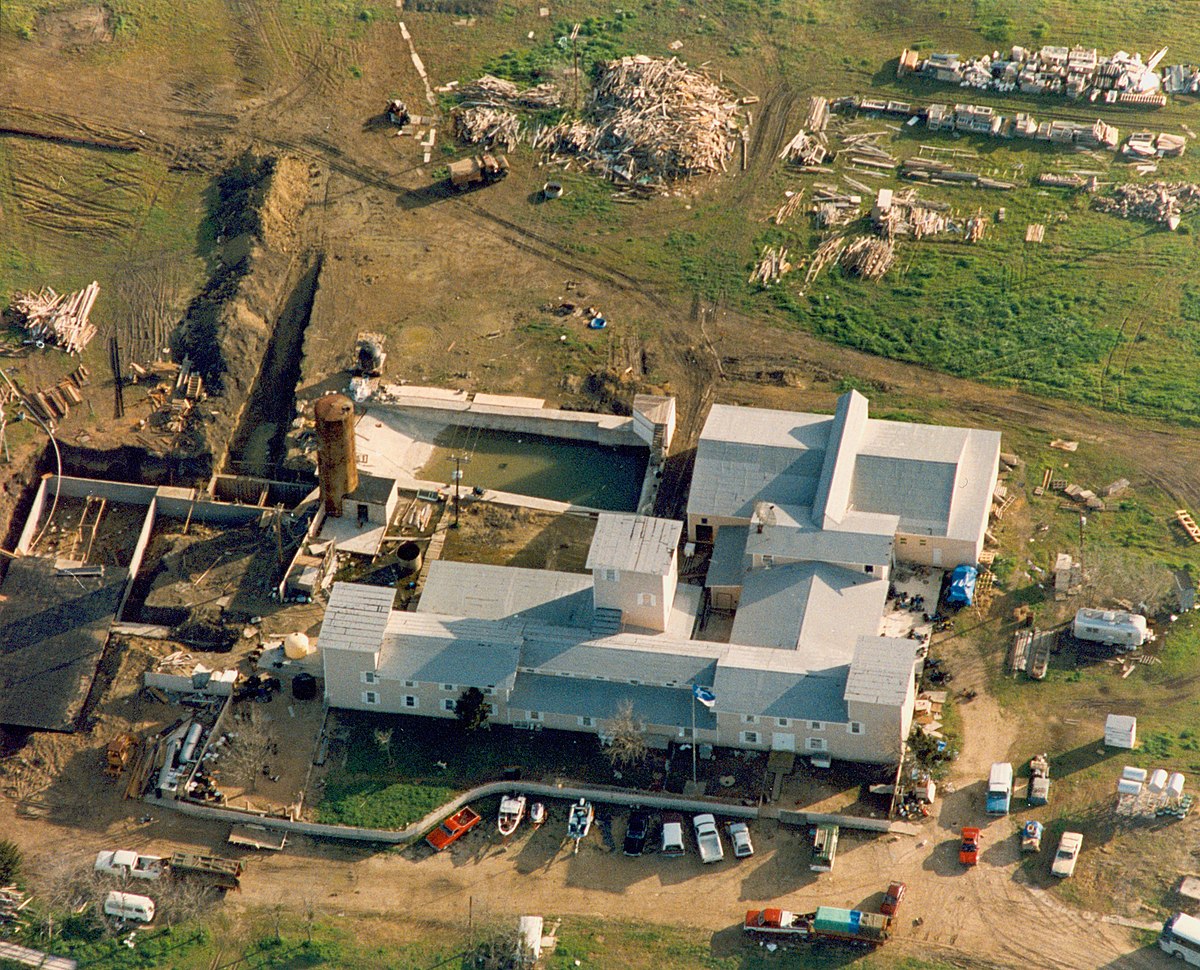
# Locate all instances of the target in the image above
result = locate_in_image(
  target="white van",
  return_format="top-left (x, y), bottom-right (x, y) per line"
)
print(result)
top-left (104, 891), bottom-right (155, 923)
top-left (1161, 912), bottom-right (1200, 965)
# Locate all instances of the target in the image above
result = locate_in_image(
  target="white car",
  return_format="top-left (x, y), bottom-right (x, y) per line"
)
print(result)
top-left (727, 821), bottom-right (754, 858)
top-left (693, 813), bottom-right (724, 864)
top-left (1050, 832), bottom-right (1083, 878)
top-left (661, 812), bottom-right (685, 857)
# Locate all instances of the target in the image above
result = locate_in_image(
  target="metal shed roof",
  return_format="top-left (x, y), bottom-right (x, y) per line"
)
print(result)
top-left (319, 582), bottom-right (396, 653)
top-left (843, 636), bottom-right (920, 706)
top-left (586, 514), bottom-right (681, 576)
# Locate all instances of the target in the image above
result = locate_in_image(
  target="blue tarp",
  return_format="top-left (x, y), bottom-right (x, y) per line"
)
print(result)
top-left (946, 564), bottom-right (978, 606)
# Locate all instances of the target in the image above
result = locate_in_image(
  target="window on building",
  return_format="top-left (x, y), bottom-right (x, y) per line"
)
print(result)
top-left (848, 722), bottom-right (863, 735)
top-left (442, 683), bottom-right (456, 692)
top-left (742, 714), bottom-right (757, 724)
top-left (777, 718), bottom-right (789, 727)
top-left (361, 671), bottom-right (377, 685)
top-left (486, 703), bottom-right (498, 716)
top-left (740, 731), bottom-right (760, 745)
top-left (528, 711), bottom-right (542, 721)
top-left (577, 715), bottom-right (595, 728)
top-left (679, 727), bottom-right (694, 739)
top-left (761, 555), bottom-right (775, 566)
top-left (636, 593), bottom-right (657, 607)
top-left (864, 565), bottom-right (874, 574)
top-left (403, 695), bottom-right (418, 709)
top-left (918, 539), bottom-right (927, 546)
top-left (629, 679), bottom-right (641, 686)
top-left (361, 691), bottom-right (379, 705)
top-left (806, 737), bottom-right (827, 752)
top-left (482, 686), bottom-right (495, 695)
top-left (809, 720), bottom-right (824, 731)
top-left (404, 680), bottom-right (417, 688)
top-left (602, 568), bottom-right (619, 583)
top-left (701, 518), bottom-right (709, 525)
top-left (442, 699), bottom-right (456, 712)
top-left (898, 537), bottom-right (908, 545)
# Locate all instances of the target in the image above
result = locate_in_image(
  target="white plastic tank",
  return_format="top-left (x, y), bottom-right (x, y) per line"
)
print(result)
top-left (1168, 772), bottom-right (1186, 799)
top-left (1148, 768), bottom-right (1169, 793)
top-left (1117, 778), bottom-right (1142, 796)
top-left (179, 722), bottom-right (204, 764)
top-left (1121, 765), bottom-right (1147, 783)
top-left (284, 632), bottom-right (312, 660)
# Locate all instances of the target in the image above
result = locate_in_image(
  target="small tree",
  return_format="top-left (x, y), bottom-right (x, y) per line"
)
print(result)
top-left (219, 705), bottom-right (274, 795)
top-left (374, 727), bottom-right (394, 766)
top-left (455, 687), bottom-right (490, 732)
top-left (0, 839), bottom-right (22, 884)
top-left (605, 700), bottom-right (647, 768)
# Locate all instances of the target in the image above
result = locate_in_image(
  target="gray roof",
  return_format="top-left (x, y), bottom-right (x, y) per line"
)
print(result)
top-left (520, 625), bottom-right (720, 687)
top-left (850, 456), bottom-right (956, 537)
top-left (418, 561), bottom-right (594, 626)
top-left (377, 612), bottom-right (523, 689)
top-left (687, 404), bottom-right (832, 521)
top-left (508, 674), bottom-right (716, 731)
top-left (812, 389), bottom-right (868, 527)
top-left (745, 504), bottom-right (896, 567)
top-left (586, 514), bottom-right (681, 575)
top-left (346, 473), bottom-right (397, 507)
top-left (711, 662), bottom-right (849, 722)
top-left (730, 562), bottom-right (887, 663)
top-left (843, 636), bottom-right (920, 706)
top-left (706, 525), bottom-right (749, 589)
top-left (319, 582), bottom-right (395, 653)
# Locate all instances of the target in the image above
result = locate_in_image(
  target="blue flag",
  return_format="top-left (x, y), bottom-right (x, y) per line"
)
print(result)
top-left (692, 684), bottom-right (717, 708)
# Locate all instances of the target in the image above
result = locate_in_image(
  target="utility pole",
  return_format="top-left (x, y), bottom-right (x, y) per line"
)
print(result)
top-left (570, 23), bottom-right (582, 116)
top-left (449, 454), bottom-right (470, 528)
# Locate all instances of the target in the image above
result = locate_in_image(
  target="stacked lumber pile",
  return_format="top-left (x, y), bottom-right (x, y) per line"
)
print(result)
top-left (779, 128), bottom-right (827, 165)
top-left (841, 236), bottom-right (895, 279)
top-left (771, 189), bottom-right (805, 224)
top-left (8, 281), bottom-right (100, 354)
top-left (453, 106), bottom-right (522, 150)
top-left (516, 82), bottom-right (562, 109)
top-left (804, 96), bottom-right (830, 133)
top-left (844, 133), bottom-right (897, 171)
top-left (749, 246), bottom-right (793, 287)
top-left (1094, 180), bottom-right (1200, 228)
top-left (535, 56), bottom-right (742, 183)
top-left (0, 886), bottom-right (29, 926)
top-left (901, 157), bottom-right (1014, 189)
top-left (459, 74), bottom-right (520, 103)
top-left (965, 210), bottom-right (987, 242)
top-left (812, 185), bottom-right (861, 228)
top-left (803, 235), bottom-right (847, 286)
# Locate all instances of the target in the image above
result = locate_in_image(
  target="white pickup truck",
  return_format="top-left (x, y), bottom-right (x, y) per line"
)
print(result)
top-left (95, 850), bottom-right (165, 881)
top-left (693, 814), bottom-right (724, 864)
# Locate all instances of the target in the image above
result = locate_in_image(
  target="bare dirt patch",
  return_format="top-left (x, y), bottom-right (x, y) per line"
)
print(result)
top-left (34, 5), bottom-right (112, 49)
top-left (440, 503), bottom-right (597, 572)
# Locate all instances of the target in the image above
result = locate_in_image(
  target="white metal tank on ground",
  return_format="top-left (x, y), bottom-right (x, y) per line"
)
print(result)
top-left (1169, 772), bottom-right (1186, 799)
top-left (1149, 768), bottom-right (1169, 793)
top-left (284, 632), bottom-right (313, 659)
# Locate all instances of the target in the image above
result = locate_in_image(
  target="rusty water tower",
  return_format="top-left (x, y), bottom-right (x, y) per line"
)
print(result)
top-left (314, 393), bottom-right (358, 516)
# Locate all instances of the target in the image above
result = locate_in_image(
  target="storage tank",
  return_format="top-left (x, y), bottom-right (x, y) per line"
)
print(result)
top-left (396, 540), bottom-right (423, 576)
top-left (1169, 772), bottom-right (1186, 799)
top-left (1122, 765), bottom-right (1147, 783)
top-left (1149, 768), bottom-right (1169, 793)
top-left (179, 722), bottom-right (204, 764)
top-left (284, 631), bottom-right (312, 660)
top-left (314, 394), bottom-right (358, 517)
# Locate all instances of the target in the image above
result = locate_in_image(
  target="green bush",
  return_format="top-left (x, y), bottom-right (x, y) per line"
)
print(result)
top-left (0, 839), bottom-right (21, 884)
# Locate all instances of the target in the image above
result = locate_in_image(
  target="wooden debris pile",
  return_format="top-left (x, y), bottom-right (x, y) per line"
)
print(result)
top-left (803, 235), bottom-right (847, 287)
top-left (1094, 181), bottom-right (1200, 229)
top-left (965, 210), bottom-right (987, 242)
top-left (779, 128), bottom-right (828, 166)
top-left (536, 56), bottom-right (743, 183)
top-left (841, 236), bottom-right (895, 279)
top-left (771, 189), bottom-right (805, 225)
top-left (8, 281), bottom-right (100, 354)
top-left (844, 132), bottom-right (898, 172)
top-left (453, 105), bottom-right (522, 150)
top-left (749, 246), bottom-right (793, 287)
top-left (0, 886), bottom-right (30, 926)
top-left (901, 157), bottom-right (1015, 190)
top-left (812, 185), bottom-right (861, 228)
top-left (459, 74), bottom-right (562, 110)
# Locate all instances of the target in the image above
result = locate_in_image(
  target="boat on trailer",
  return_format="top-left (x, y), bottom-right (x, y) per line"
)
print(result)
top-left (498, 794), bottom-right (527, 837)
top-left (529, 802), bottom-right (546, 828)
top-left (567, 798), bottom-right (594, 853)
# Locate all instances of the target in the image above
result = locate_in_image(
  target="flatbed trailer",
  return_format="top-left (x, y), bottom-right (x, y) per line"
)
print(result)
top-left (169, 852), bottom-right (243, 891)
top-left (744, 906), bottom-right (891, 946)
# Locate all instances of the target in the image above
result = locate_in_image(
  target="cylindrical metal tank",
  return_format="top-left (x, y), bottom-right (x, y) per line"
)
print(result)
top-left (284, 631), bottom-right (311, 659)
top-left (314, 394), bottom-right (358, 516)
top-left (396, 540), bottom-right (423, 576)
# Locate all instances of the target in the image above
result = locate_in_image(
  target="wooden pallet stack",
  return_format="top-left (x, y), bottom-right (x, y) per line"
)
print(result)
top-left (9, 281), bottom-right (100, 354)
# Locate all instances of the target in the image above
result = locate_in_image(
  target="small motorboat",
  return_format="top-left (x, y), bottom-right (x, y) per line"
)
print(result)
top-left (498, 794), bottom-right (527, 837)
top-left (529, 802), bottom-right (546, 828)
top-left (566, 798), bottom-right (594, 853)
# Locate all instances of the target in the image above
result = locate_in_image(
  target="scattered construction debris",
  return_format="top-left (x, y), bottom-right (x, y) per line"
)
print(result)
top-left (900, 156), bottom-right (1015, 190)
top-left (533, 56), bottom-right (744, 184)
top-left (749, 246), bottom-right (793, 287)
top-left (0, 886), bottom-right (30, 926)
top-left (771, 189), bottom-right (805, 224)
top-left (453, 105), bottom-right (522, 150)
top-left (1026, 223), bottom-right (1046, 243)
top-left (813, 186), bottom-right (862, 228)
top-left (1094, 181), bottom-right (1200, 229)
top-left (802, 235), bottom-right (847, 287)
top-left (7, 281), bottom-right (100, 354)
top-left (840, 236), bottom-right (895, 280)
top-left (779, 128), bottom-right (828, 166)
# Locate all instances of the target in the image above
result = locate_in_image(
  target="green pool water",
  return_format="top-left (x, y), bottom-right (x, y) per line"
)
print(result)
top-left (417, 426), bottom-right (647, 511)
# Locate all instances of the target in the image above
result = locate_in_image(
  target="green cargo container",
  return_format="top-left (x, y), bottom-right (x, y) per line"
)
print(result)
top-left (812, 906), bottom-right (890, 943)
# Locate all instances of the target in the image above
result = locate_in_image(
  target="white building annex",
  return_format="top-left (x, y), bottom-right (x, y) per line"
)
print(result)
top-left (318, 391), bottom-right (1001, 766)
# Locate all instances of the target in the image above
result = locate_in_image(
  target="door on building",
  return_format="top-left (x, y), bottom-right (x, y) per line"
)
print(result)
top-left (713, 591), bottom-right (734, 611)
top-left (771, 732), bottom-right (796, 752)
top-left (695, 524), bottom-right (714, 544)
top-left (932, 547), bottom-right (943, 567)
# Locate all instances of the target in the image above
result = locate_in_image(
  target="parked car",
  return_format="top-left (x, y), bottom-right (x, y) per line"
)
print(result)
top-left (881, 881), bottom-right (907, 916)
top-left (624, 810), bottom-right (650, 857)
top-left (1051, 832), bottom-right (1083, 878)
top-left (727, 821), bottom-right (754, 858)
top-left (693, 813), bottom-right (724, 864)
top-left (661, 812), bottom-right (685, 857)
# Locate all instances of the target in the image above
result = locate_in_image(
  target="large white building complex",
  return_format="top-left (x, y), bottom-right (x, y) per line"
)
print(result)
top-left (318, 391), bottom-right (1001, 765)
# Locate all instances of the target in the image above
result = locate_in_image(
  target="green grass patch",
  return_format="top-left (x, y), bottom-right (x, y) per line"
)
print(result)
top-left (315, 779), bottom-right (457, 828)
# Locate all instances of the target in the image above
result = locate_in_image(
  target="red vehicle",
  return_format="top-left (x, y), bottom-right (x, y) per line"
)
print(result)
top-left (959, 827), bottom-right (981, 866)
top-left (881, 881), bottom-right (907, 916)
top-left (425, 806), bottom-right (482, 851)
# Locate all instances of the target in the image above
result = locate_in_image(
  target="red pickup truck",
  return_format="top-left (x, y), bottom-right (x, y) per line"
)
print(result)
top-left (425, 806), bottom-right (482, 851)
